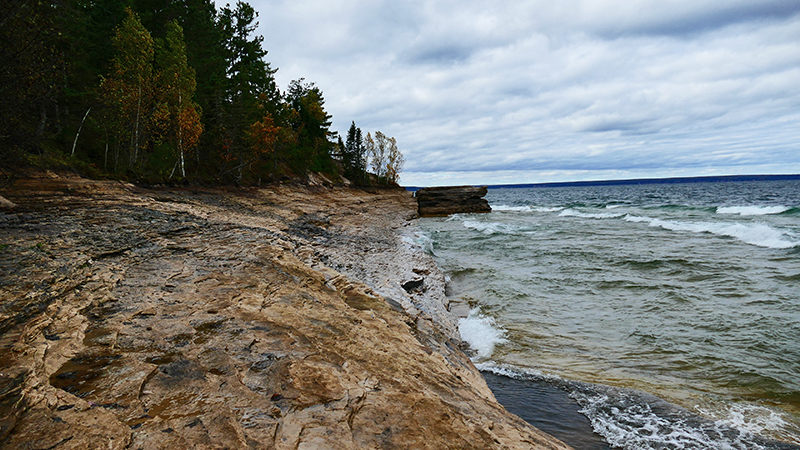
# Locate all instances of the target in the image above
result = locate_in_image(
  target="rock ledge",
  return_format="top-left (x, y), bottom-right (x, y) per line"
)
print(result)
top-left (0, 173), bottom-right (570, 450)
top-left (416, 185), bottom-right (492, 216)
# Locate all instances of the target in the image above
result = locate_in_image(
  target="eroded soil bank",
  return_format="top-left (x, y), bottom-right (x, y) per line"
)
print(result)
top-left (0, 172), bottom-right (571, 449)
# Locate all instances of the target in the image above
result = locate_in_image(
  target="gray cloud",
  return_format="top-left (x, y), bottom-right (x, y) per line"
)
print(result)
top-left (252, 0), bottom-right (800, 185)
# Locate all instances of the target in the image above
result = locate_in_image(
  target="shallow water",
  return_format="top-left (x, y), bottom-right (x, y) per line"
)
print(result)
top-left (417, 180), bottom-right (800, 449)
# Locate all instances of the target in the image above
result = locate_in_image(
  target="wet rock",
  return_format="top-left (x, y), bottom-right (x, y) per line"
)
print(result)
top-left (402, 277), bottom-right (425, 293)
top-left (415, 185), bottom-right (492, 216)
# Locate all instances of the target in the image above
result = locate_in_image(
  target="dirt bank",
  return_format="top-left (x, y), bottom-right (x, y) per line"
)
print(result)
top-left (0, 172), bottom-right (571, 449)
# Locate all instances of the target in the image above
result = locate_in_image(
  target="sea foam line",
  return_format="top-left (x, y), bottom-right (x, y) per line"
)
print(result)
top-left (492, 204), bottom-right (564, 213)
top-left (476, 362), bottom-right (799, 449)
top-left (717, 206), bottom-right (791, 216)
top-left (559, 208), bottom-right (626, 219)
top-left (624, 215), bottom-right (799, 249)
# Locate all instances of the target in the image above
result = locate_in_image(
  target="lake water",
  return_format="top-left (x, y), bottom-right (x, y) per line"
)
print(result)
top-left (416, 180), bottom-right (800, 449)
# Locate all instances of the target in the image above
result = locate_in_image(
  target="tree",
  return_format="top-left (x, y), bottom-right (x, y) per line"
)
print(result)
top-left (286, 78), bottom-right (335, 173)
top-left (215, 1), bottom-right (280, 182)
top-left (384, 136), bottom-right (404, 185)
top-left (366, 131), bottom-right (404, 185)
top-left (0, 0), bottom-right (70, 159)
top-left (369, 131), bottom-right (388, 179)
top-left (343, 121), bottom-right (367, 185)
top-left (100, 7), bottom-right (155, 172)
top-left (154, 20), bottom-right (203, 179)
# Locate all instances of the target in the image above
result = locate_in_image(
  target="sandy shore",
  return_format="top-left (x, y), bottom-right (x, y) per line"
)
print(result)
top-left (0, 172), bottom-right (571, 449)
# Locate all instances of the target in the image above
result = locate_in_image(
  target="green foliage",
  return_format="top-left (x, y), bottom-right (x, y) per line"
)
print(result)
top-left (343, 122), bottom-right (368, 185)
top-left (100, 7), bottom-right (155, 174)
top-left (1, 0), bottom-right (347, 185)
top-left (0, 0), bottom-right (71, 162)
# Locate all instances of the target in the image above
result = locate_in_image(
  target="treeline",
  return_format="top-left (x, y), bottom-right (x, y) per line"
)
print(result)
top-left (0, 0), bottom-right (403, 185)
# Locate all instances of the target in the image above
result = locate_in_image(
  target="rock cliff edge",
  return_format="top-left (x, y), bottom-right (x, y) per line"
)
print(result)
top-left (0, 173), bottom-right (570, 449)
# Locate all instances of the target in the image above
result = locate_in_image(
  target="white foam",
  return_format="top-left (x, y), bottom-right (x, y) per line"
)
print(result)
top-left (572, 389), bottom-right (777, 450)
top-left (492, 204), bottom-right (563, 213)
top-left (458, 308), bottom-right (507, 360)
top-left (624, 215), bottom-right (799, 249)
top-left (474, 361), bottom-right (554, 381)
top-left (697, 403), bottom-right (800, 446)
top-left (717, 206), bottom-right (790, 216)
top-left (462, 220), bottom-right (517, 235)
top-left (559, 208), bottom-right (626, 219)
top-left (492, 204), bottom-right (532, 212)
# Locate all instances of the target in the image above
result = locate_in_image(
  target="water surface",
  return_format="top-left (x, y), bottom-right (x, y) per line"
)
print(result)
top-left (417, 181), bottom-right (800, 448)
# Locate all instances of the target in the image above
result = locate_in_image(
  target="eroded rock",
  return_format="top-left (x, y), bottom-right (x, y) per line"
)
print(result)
top-left (415, 185), bottom-right (492, 216)
top-left (0, 174), bottom-right (572, 449)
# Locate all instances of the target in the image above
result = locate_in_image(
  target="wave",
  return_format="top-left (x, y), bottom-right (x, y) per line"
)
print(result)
top-left (559, 208), bottom-right (627, 220)
top-left (717, 206), bottom-right (791, 216)
top-left (492, 204), bottom-right (563, 213)
top-left (476, 363), bottom-right (799, 450)
top-left (401, 231), bottom-right (435, 255)
top-left (462, 220), bottom-right (519, 235)
top-left (624, 215), bottom-right (800, 249)
top-left (458, 309), bottom-right (507, 360)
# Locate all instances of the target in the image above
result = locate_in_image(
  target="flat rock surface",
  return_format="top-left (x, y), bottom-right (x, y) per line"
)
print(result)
top-left (0, 173), bottom-right (571, 449)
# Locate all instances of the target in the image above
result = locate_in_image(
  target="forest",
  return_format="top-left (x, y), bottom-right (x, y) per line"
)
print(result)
top-left (0, 0), bottom-right (403, 186)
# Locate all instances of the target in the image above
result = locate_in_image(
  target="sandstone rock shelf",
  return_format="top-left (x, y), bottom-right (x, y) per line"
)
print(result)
top-left (415, 185), bottom-right (492, 217)
top-left (0, 172), bottom-right (571, 449)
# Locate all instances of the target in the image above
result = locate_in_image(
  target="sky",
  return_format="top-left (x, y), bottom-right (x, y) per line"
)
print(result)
top-left (249, 0), bottom-right (800, 186)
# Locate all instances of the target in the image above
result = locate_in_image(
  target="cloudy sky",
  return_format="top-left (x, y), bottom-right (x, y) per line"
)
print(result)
top-left (250, 0), bottom-right (800, 186)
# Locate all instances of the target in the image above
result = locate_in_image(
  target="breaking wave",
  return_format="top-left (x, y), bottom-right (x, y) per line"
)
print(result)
top-left (559, 208), bottom-right (627, 219)
top-left (458, 308), bottom-right (507, 360)
top-left (462, 220), bottom-right (519, 235)
top-left (624, 215), bottom-right (799, 249)
top-left (492, 204), bottom-right (564, 213)
top-left (717, 206), bottom-right (791, 216)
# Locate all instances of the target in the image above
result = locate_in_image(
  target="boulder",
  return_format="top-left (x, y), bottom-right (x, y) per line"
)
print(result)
top-left (415, 185), bottom-right (491, 216)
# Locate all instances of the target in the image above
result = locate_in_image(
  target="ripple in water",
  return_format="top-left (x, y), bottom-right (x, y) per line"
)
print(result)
top-left (422, 180), bottom-right (800, 449)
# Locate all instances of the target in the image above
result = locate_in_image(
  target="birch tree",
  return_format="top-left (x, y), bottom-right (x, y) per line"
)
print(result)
top-left (154, 20), bottom-right (203, 179)
top-left (100, 7), bottom-right (154, 171)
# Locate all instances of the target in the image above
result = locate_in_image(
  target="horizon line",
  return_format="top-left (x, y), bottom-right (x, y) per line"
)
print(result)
top-left (404, 174), bottom-right (800, 190)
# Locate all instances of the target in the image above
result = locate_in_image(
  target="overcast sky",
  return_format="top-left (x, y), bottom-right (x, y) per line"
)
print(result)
top-left (249, 0), bottom-right (800, 186)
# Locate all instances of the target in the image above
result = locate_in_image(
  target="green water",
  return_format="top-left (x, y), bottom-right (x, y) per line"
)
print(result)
top-left (419, 181), bottom-right (800, 448)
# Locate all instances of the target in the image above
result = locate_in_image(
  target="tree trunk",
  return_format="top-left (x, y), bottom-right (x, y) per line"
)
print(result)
top-left (71, 108), bottom-right (91, 157)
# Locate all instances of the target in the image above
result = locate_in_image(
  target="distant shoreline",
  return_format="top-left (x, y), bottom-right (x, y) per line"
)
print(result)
top-left (406, 174), bottom-right (800, 191)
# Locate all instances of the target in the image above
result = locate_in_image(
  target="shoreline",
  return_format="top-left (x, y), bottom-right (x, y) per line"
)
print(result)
top-left (0, 172), bottom-right (572, 449)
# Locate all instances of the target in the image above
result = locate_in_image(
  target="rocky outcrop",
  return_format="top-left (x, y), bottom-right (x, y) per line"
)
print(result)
top-left (0, 173), bottom-right (571, 449)
top-left (415, 185), bottom-right (492, 216)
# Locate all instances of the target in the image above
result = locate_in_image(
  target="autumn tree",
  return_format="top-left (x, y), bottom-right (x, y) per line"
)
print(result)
top-left (368, 131), bottom-right (387, 179)
top-left (366, 131), bottom-right (404, 185)
top-left (154, 20), bottom-right (203, 179)
top-left (100, 7), bottom-right (155, 172)
top-left (384, 136), bottom-right (404, 185)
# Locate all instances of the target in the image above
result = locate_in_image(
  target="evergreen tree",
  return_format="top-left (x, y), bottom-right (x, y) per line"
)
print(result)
top-left (286, 78), bottom-right (335, 174)
top-left (343, 122), bottom-right (368, 185)
top-left (0, 0), bottom-right (71, 159)
top-left (216, 1), bottom-right (280, 182)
